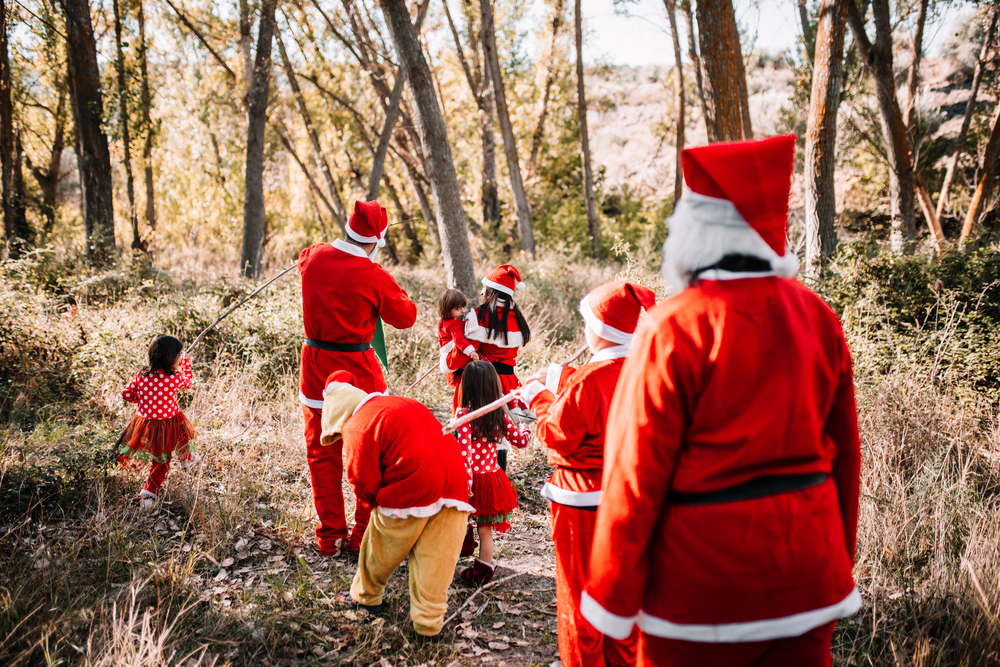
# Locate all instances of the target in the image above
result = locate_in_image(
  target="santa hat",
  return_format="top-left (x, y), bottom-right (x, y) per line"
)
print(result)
top-left (579, 282), bottom-right (657, 345)
top-left (320, 371), bottom-right (368, 446)
top-left (482, 265), bottom-right (525, 297)
top-left (346, 200), bottom-right (388, 248)
top-left (663, 135), bottom-right (799, 290)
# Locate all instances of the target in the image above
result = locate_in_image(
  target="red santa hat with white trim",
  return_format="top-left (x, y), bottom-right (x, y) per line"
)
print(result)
top-left (346, 200), bottom-right (389, 248)
top-left (482, 264), bottom-right (525, 298)
top-left (579, 281), bottom-right (657, 345)
top-left (663, 134), bottom-right (798, 290)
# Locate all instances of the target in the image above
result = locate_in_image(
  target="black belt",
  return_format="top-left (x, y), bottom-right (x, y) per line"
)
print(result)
top-left (491, 361), bottom-right (515, 375)
top-left (668, 473), bottom-right (829, 506)
top-left (304, 338), bottom-right (371, 353)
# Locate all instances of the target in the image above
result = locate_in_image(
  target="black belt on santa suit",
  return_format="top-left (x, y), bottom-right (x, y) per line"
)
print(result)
top-left (668, 473), bottom-right (829, 506)
top-left (490, 361), bottom-right (516, 375)
top-left (303, 338), bottom-right (371, 352)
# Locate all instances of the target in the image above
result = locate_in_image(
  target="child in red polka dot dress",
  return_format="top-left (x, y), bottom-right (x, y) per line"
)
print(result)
top-left (453, 361), bottom-right (530, 586)
top-left (118, 334), bottom-right (199, 508)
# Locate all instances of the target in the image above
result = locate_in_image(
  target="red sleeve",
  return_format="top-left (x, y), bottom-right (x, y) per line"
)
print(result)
top-left (533, 380), bottom-right (593, 459)
top-left (343, 427), bottom-right (384, 509)
top-left (503, 413), bottom-right (530, 449)
top-left (449, 320), bottom-right (476, 356)
top-left (374, 270), bottom-right (417, 330)
top-left (121, 374), bottom-right (141, 403)
top-left (173, 358), bottom-right (193, 391)
top-left (826, 335), bottom-right (862, 563)
top-left (586, 321), bottom-right (694, 623)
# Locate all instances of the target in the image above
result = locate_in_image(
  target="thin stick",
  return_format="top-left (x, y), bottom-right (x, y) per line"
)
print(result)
top-left (442, 389), bottom-right (521, 434)
top-left (444, 573), bottom-right (524, 626)
top-left (563, 344), bottom-right (590, 365)
top-left (184, 262), bottom-right (298, 355)
top-left (405, 364), bottom-right (438, 393)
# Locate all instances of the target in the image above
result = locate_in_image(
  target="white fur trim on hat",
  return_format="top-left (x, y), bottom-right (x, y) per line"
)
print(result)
top-left (661, 192), bottom-right (798, 292)
top-left (482, 277), bottom-right (515, 297)
top-left (345, 223), bottom-right (387, 248)
top-left (579, 296), bottom-right (635, 346)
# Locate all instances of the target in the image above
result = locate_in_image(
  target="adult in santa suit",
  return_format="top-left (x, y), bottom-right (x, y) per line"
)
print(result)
top-left (298, 200), bottom-right (418, 556)
top-left (319, 371), bottom-right (473, 641)
top-left (521, 282), bottom-right (656, 667)
top-left (581, 135), bottom-right (862, 667)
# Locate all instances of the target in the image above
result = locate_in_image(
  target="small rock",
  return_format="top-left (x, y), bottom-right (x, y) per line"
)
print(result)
top-left (488, 642), bottom-right (509, 651)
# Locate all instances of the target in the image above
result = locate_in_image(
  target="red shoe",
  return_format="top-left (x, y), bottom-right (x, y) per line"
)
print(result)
top-left (460, 559), bottom-right (496, 587)
top-left (460, 524), bottom-right (478, 557)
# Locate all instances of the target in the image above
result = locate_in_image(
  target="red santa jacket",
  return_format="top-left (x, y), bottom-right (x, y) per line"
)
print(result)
top-left (522, 346), bottom-right (629, 507)
top-left (438, 318), bottom-right (476, 372)
top-left (298, 239), bottom-right (417, 405)
top-left (342, 395), bottom-right (475, 519)
top-left (582, 277), bottom-right (862, 642)
top-left (464, 305), bottom-right (524, 367)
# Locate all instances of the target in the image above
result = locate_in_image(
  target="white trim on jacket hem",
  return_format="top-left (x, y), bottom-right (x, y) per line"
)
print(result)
top-left (331, 237), bottom-right (373, 261)
top-left (521, 380), bottom-right (550, 408)
top-left (581, 587), bottom-right (863, 643)
top-left (464, 312), bottom-right (524, 348)
top-left (439, 341), bottom-right (456, 373)
top-left (353, 392), bottom-right (385, 413)
top-left (377, 497), bottom-right (476, 520)
top-left (299, 391), bottom-right (325, 410)
top-left (579, 297), bottom-right (634, 345)
top-left (540, 482), bottom-right (602, 507)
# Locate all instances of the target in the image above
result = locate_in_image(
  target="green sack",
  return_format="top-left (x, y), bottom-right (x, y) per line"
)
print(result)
top-left (372, 317), bottom-right (389, 373)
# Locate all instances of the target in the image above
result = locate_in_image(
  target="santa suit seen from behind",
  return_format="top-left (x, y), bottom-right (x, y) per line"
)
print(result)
top-left (521, 282), bottom-right (657, 667)
top-left (464, 265), bottom-right (529, 398)
top-left (298, 200), bottom-right (418, 556)
top-left (582, 135), bottom-right (863, 667)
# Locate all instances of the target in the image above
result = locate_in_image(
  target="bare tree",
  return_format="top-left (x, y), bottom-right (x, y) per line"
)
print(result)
top-left (26, 88), bottom-right (67, 240)
top-left (137, 0), bottom-right (156, 231)
top-left (960, 102), bottom-right (1000, 243)
top-left (480, 0), bottom-right (535, 255)
top-left (61, 0), bottom-right (117, 265)
top-left (696, 0), bottom-right (752, 141)
top-left (804, 0), bottom-right (846, 275)
top-left (797, 0), bottom-right (816, 66)
top-left (663, 0), bottom-right (684, 208)
top-left (903, 0), bottom-right (928, 131)
top-left (937, 3), bottom-right (998, 220)
top-left (678, 0), bottom-right (710, 141)
top-left (1, 0), bottom-right (30, 257)
top-left (574, 0), bottom-right (600, 259)
top-left (528, 0), bottom-right (564, 175)
top-left (113, 0), bottom-right (142, 251)
top-left (240, 0), bottom-right (278, 278)
top-left (380, 0), bottom-right (477, 297)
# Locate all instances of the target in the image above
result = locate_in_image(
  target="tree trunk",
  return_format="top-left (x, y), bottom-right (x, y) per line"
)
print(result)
top-left (695, 0), bottom-right (751, 142)
top-left (804, 0), bottom-right (846, 276)
top-left (380, 0), bottom-right (477, 298)
top-left (113, 0), bottom-right (141, 251)
top-left (240, 0), bottom-right (278, 278)
top-left (663, 0), bottom-right (684, 209)
top-left (960, 102), bottom-right (1000, 243)
top-left (797, 0), bottom-right (815, 66)
top-left (529, 0), bottom-right (564, 175)
top-left (678, 0), bottom-right (711, 142)
top-left (480, 0), bottom-right (535, 255)
top-left (138, 0), bottom-right (156, 231)
top-left (26, 88), bottom-right (66, 240)
top-left (61, 0), bottom-right (117, 265)
top-left (574, 0), bottom-right (600, 259)
top-left (1, 0), bottom-right (29, 257)
top-left (240, 0), bottom-right (254, 93)
top-left (937, 3), bottom-right (997, 219)
top-left (275, 32), bottom-right (347, 231)
top-left (904, 0), bottom-right (928, 132)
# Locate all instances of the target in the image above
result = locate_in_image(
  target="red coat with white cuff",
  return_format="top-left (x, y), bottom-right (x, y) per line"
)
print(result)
top-left (464, 306), bottom-right (523, 369)
top-left (298, 239), bottom-right (417, 403)
top-left (582, 277), bottom-right (863, 643)
top-left (438, 318), bottom-right (476, 374)
top-left (342, 395), bottom-right (474, 519)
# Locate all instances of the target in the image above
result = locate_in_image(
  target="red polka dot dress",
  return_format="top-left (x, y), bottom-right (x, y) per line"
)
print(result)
top-left (454, 408), bottom-right (530, 532)
top-left (118, 358), bottom-right (196, 464)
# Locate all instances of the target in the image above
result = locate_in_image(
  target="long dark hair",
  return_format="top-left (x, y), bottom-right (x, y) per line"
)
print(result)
top-left (476, 288), bottom-right (531, 346)
top-left (141, 334), bottom-right (183, 376)
top-left (459, 361), bottom-right (505, 443)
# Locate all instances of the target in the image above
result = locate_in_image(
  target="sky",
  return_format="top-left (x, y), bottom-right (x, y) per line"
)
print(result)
top-left (547, 0), bottom-right (976, 68)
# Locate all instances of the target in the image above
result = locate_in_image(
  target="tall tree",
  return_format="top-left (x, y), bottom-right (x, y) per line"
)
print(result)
top-left (61, 0), bottom-right (117, 265)
top-left (903, 0), bottom-right (928, 131)
top-left (137, 0), bottom-right (156, 231)
top-left (240, 0), bottom-right (278, 278)
top-left (528, 0), bottom-right (563, 175)
top-left (960, 102), bottom-right (1000, 243)
top-left (26, 87), bottom-right (67, 240)
top-left (113, 0), bottom-right (142, 251)
top-left (480, 0), bottom-right (535, 255)
top-left (574, 0), bottom-right (600, 259)
top-left (1, 0), bottom-right (30, 256)
top-left (804, 0), bottom-right (847, 275)
top-left (663, 0), bottom-right (684, 208)
top-left (937, 3), bottom-right (998, 219)
top-left (678, 0), bottom-right (710, 141)
top-left (380, 0), bottom-right (477, 298)
top-left (696, 0), bottom-right (752, 142)
top-left (797, 0), bottom-right (816, 66)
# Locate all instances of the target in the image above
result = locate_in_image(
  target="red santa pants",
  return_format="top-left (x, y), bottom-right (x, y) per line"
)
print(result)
top-left (637, 620), bottom-right (835, 667)
top-left (303, 406), bottom-right (371, 554)
top-left (551, 502), bottom-right (638, 667)
top-left (143, 461), bottom-right (170, 494)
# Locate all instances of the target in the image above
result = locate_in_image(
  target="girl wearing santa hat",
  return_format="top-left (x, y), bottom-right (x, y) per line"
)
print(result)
top-left (582, 136), bottom-right (861, 666)
top-left (453, 361), bottom-right (530, 587)
top-left (521, 282), bottom-right (654, 667)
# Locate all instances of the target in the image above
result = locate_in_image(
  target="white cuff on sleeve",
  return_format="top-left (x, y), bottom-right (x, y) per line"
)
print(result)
top-left (545, 363), bottom-right (563, 393)
top-left (520, 380), bottom-right (551, 408)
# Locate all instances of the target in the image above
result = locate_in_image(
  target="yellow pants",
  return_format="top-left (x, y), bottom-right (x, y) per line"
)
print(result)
top-left (350, 506), bottom-right (469, 636)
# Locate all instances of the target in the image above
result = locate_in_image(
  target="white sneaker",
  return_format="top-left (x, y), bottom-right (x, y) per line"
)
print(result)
top-left (178, 453), bottom-right (202, 470)
top-left (139, 489), bottom-right (157, 510)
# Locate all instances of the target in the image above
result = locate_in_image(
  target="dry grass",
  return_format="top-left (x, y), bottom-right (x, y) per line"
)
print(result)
top-left (2, 248), bottom-right (1000, 665)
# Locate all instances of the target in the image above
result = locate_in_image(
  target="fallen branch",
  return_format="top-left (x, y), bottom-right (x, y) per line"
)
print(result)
top-left (444, 572), bottom-right (525, 626)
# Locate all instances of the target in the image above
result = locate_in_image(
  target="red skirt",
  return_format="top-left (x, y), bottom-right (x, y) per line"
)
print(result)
top-left (117, 412), bottom-right (196, 465)
top-left (470, 469), bottom-right (519, 532)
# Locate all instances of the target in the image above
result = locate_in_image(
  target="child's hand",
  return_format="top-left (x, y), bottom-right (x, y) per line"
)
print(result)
top-left (469, 351), bottom-right (480, 361)
top-left (525, 369), bottom-right (546, 385)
